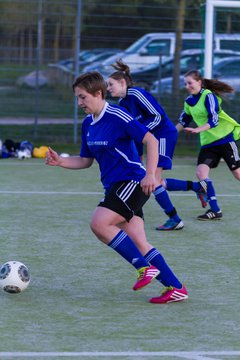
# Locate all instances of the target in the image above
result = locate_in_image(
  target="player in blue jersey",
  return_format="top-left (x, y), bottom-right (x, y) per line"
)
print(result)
top-left (46, 71), bottom-right (188, 304)
top-left (107, 60), bottom-right (207, 230)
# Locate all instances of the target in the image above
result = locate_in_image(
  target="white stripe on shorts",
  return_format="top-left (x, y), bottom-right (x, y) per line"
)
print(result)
top-left (230, 141), bottom-right (240, 161)
top-left (117, 180), bottom-right (138, 202)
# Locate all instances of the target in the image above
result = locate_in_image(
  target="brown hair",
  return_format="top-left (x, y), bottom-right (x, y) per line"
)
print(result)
top-left (184, 69), bottom-right (234, 97)
top-left (72, 71), bottom-right (107, 99)
top-left (109, 59), bottom-right (134, 87)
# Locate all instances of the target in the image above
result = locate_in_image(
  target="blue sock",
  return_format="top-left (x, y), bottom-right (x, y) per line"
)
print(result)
top-left (145, 248), bottom-right (182, 288)
top-left (165, 178), bottom-right (201, 192)
top-left (154, 185), bottom-right (181, 222)
top-left (108, 230), bottom-right (149, 270)
top-left (145, 248), bottom-right (182, 289)
top-left (165, 178), bottom-right (188, 191)
top-left (204, 178), bottom-right (221, 212)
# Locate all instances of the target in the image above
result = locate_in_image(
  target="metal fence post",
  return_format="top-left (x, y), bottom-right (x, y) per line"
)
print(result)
top-left (73, 0), bottom-right (82, 144)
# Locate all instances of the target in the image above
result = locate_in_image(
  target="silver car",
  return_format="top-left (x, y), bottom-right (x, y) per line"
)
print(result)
top-left (151, 56), bottom-right (240, 95)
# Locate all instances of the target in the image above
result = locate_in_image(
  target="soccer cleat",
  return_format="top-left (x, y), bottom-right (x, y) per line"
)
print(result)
top-left (197, 209), bottom-right (223, 221)
top-left (155, 219), bottom-right (184, 231)
top-left (149, 284), bottom-right (188, 304)
top-left (132, 265), bottom-right (160, 291)
top-left (196, 180), bottom-right (208, 208)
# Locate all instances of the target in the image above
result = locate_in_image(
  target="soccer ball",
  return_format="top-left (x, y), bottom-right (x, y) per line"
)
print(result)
top-left (60, 153), bottom-right (70, 158)
top-left (0, 261), bottom-right (31, 294)
top-left (17, 149), bottom-right (32, 160)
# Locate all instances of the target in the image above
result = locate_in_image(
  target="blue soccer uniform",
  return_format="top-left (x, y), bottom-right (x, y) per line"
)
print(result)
top-left (119, 86), bottom-right (178, 169)
top-left (80, 102), bottom-right (148, 193)
top-left (117, 86), bottom-right (184, 230)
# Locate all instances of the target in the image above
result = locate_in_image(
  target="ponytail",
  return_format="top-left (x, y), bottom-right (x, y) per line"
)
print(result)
top-left (184, 69), bottom-right (234, 97)
top-left (109, 59), bottom-right (134, 87)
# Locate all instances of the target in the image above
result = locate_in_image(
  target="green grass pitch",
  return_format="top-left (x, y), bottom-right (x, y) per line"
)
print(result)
top-left (0, 157), bottom-right (239, 359)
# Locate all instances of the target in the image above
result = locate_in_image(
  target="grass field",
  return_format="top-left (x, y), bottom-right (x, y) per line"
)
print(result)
top-left (0, 156), bottom-right (239, 360)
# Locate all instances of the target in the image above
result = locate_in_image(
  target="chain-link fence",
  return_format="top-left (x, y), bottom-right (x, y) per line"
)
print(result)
top-left (0, 0), bottom-right (240, 148)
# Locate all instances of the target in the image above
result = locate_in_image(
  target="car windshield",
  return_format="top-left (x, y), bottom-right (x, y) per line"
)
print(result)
top-left (125, 35), bottom-right (151, 54)
top-left (79, 51), bottom-right (99, 61)
top-left (199, 57), bottom-right (240, 76)
top-left (214, 58), bottom-right (240, 76)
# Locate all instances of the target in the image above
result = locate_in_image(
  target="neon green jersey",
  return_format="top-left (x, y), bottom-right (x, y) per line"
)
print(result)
top-left (184, 89), bottom-right (240, 146)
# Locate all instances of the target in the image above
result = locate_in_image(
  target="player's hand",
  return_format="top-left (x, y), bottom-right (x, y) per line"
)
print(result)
top-left (184, 127), bottom-right (199, 134)
top-left (45, 147), bottom-right (62, 166)
top-left (140, 173), bottom-right (157, 196)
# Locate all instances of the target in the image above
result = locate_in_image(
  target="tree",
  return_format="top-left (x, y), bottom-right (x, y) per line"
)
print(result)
top-left (43, 1), bottom-right (76, 62)
top-left (0, 1), bottom-right (37, 63)
top-left (172, 0), bottom-right (186, 100)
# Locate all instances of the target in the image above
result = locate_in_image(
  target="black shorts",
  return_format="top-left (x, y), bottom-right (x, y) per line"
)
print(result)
top-left (98, 180), bottom-right (149, 222)
top-left (197, 141), bottom-right (240, 170)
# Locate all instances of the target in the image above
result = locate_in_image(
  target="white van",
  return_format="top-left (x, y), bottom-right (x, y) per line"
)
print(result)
top-left (113, 32), bottom-right (240, 71)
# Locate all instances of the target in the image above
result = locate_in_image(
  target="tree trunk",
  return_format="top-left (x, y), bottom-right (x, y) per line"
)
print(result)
top-left (172, 0), bottom-right (186, 100)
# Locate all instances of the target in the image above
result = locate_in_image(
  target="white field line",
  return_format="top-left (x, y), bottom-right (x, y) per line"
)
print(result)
top-left (0, 190), bottom-right (103, 195)
top-left (0, 162), bottom-right (194, 167)
top-left (0, 351), bottom-right (240, 358)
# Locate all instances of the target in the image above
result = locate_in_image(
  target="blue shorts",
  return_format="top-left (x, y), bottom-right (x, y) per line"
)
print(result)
top-left (154, 127), bottom-right (178, 170)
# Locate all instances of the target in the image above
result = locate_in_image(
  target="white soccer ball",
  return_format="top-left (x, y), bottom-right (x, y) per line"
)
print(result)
top-left (0, 261), bottom-right (31, 293)
top-left (17, 149), bottom-right (32, 160)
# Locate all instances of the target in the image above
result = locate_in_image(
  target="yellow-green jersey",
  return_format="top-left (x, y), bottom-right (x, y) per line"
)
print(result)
top-left (179, 88), bottom-right (240, 146)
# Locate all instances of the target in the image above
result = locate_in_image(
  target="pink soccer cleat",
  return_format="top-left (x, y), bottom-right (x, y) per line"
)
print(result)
top-left (133, 265), bottom-right (160, 291)
top-left (149, 284), bottom-right (188, 304)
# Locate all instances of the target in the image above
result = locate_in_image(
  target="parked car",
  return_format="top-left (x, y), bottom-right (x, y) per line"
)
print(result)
top-left (131, 49), bottom-right (240, 89)
top-left (96, 32), bottom-right (240, 74)
top-left (49, 48), bottom-right (121, 73)
top-left (150, 56), bottom-right (240, 96)
top-left (84, 51), bottom-right (126, 76)
top-left (82, 51), bottom-right (125, 72)
top-left (86, 32), bottom-right (212, 76)
top-left (210, 56), bottom-right (240, 91)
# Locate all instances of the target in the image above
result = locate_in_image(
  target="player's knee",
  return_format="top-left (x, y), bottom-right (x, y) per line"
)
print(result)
top-left (90, 217), bottom-right (102, 236)
top-left (196, 168), bottom-right (205, 180)
top-left (232, 168), bottom-right (240, 181)
top-left (160, 179), bottom-right (166, 187)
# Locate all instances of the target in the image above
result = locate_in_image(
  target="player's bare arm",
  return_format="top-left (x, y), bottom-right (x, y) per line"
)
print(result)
top-left (140, 132), bottom-right (158, 195)
top-left (184, 123), bottom-right (211, 134)
top-left (46, 147), bottom-right (93, 169)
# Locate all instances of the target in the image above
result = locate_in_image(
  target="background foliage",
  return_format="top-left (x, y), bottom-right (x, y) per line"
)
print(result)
top-left (1, 0), bottom-right (240, 64)
top-left (0, 0), bottom-right (240, 148)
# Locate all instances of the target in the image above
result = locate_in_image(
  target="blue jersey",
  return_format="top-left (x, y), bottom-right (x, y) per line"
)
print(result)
top-left (119, 87), bottom-right (177, 136)
top-left (118, 86), bottom-right (177, 169)
top-left (80, 102), bottom-right (148, 192)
